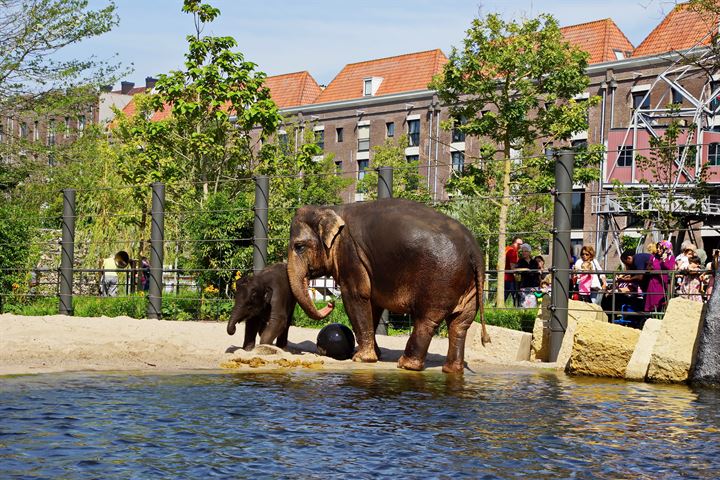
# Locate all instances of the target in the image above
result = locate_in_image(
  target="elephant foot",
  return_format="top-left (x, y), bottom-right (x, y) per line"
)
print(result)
top-left (352, 348), bottom-right (378, 363)
top-left (242, 343), bottom-right (256, 352)
top-left (442, 361), bottom-right (465, 374)
top-left (397, 355), bottom-right (424, 371)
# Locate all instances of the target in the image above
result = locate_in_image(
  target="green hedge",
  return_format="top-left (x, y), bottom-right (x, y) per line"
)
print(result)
top-left (4, 296), bottom-right (538, 333)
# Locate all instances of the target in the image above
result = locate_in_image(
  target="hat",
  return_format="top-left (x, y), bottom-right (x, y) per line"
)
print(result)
top-left (658, 240), bottom-right (673, 250)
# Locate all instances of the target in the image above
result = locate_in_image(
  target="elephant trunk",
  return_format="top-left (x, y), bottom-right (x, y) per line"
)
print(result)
top-left (226, 305), bottom-right (243, 335)
top-left (288, 255), bottom-right (332, 321)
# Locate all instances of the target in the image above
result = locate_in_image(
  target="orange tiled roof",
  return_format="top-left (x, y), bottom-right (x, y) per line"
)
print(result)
top-left (314, 49), bottom-right (448, 104)
top-left (633, 2), bottom-right (719, 58)
top-left (561, 18), bottom-right (634, 64)
top-left (263, 71), bottom-right (322, 108)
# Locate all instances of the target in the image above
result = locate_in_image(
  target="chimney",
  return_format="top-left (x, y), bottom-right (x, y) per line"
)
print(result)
top-left (145, 77), bottom-right (158, 90)
top-left (120, 81), bottom-right (135, 94)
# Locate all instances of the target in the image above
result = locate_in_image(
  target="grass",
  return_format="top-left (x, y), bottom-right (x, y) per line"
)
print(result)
top-left (3, 296), bottom-right (538, 334)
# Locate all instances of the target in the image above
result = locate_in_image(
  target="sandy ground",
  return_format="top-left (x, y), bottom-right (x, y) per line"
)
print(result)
top-left (0, 313), bottom-right (535, 376)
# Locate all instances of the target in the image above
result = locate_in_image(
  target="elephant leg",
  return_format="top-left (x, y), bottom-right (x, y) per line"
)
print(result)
top-left (442, 303), bottom-right (476, 374)
top-left (371, 305), bottom-right (383, 360)
top-left (275, 322), bottom-right (290, 349)
top-left (259, 315), bottom-right (287, 347)
top-left (242, 317), bottom-right (260, 351)
top-left (344, 296), bottom-right (377, 363)
top-left (398, 309), bottom-right (445, 371)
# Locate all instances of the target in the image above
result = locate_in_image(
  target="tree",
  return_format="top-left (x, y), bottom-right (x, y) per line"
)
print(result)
top-left (145, 0), bottom-right (282, 200)
top-left (356, 136), bottom-right (432, 202)
top-left (432, 13), bottom-right (595, 307)
top-left (0, 0), bottom-right (120, 110)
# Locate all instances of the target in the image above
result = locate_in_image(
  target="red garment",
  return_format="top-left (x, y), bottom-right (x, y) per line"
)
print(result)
top-left (504, 246), bottom-right (518, 282)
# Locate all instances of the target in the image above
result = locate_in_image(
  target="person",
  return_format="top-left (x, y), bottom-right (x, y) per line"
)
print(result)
top-left (572, 245), bottom-right (607, 304)
top-left (504, 236), bottom-right (523, 306)
top-left (140, 256), bottom-right (151, 292)
top-left (516, 243), bottom-right (541, 307)
top-left (100, 251), bottom-right (130, 297)
top-left (675, 241), bottom-right (696, 271)
top-left (601, 260), bottom-right (644, 321)
top-left (644, 240), bottom-right (676, 313)
top-left (619, 249), bottom-right (653, 294)
top-left (677, 256), bottom-right (704, 303)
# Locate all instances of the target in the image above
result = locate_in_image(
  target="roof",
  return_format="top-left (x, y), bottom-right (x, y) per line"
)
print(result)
top-left (263, 71), bottom-right (322, 108)
top-left (314, 49), bottom-right (448, 104)
top-left (560, 18), bottom-right (634, 64)
top-left (633, 2), bottom-right (718, 58)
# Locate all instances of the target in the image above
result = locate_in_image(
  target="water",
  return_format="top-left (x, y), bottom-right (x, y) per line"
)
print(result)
top-left (1, 369), bottom-right (719, 479)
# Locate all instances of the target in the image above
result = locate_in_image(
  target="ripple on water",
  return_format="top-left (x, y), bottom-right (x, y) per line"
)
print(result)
top-left (0, 370), bottom-right (719, 478)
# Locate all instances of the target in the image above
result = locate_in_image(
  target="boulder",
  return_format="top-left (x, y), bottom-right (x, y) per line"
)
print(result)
top-left (467, 323), bottom-right (532, 363)
top-left (531, 299), bottom-right (607, 369)
top-left (625, 318), bottom-right (662, 381)
top-left (647, 298), bottom-right (704, 383)
top-left (567, 320), bottom-right (641, 378)
top-left (690, 269), bottom-right (720, 386)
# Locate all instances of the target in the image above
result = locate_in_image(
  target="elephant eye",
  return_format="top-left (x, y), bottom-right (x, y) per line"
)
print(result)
top-left (293, 243), bottom-right (306, 255)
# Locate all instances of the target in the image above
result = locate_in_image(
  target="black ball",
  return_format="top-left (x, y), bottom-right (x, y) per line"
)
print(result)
top-left (316, 323), bottom-right (355, 360)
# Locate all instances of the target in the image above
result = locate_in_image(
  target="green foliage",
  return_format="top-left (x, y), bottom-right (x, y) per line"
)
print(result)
top-left (356, 136), bottom-right (432, 202)
top-left (0, 202), bottom-right (32, 310)
top-left (431, 12), bottom-right (597, 307)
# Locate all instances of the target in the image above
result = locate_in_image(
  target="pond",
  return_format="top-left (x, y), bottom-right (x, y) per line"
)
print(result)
top-left (1, 369), bottom-right (718, 478)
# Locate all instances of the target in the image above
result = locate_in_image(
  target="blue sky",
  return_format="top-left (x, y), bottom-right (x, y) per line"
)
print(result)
top-left (75, 0), bottom-right (678, 88)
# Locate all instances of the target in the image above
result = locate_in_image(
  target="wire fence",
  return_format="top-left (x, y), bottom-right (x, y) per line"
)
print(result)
top-left (1, 149), bottom-right (714, 341)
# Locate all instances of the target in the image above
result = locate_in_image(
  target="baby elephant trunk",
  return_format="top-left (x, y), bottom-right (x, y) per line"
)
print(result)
top-left (226, 305), bottom-right (243, 335)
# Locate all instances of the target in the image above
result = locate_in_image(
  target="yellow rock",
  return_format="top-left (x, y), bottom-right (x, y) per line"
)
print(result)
top-left (567, 319), bottom-right (640, 378)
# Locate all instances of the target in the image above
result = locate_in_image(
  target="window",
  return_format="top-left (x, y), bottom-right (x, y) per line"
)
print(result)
top-left (335, 160), bottom-right (343, 174)
top-left (571, 191), bottom-right (585, 230)
top-left (617, 145), bottom-right (633, 167)
top-left (712, 80), bottom-right (720, 112)
top-left (709, 143), bottom-right (720, 166)
top-left (357, 124), bottom-right (369, 151)
top-left (632, 91), bottom-right (650, 110)
top-left (78, 115), bottom-right (86, 134)
top-left (613, 49), bottom-right (625, 60)
top-left (671, 87), bottom-right (683, 105)
top-left (315, 129), bottom-right (324, 150)
top-left (386, 122), bottom-right (394, 138)
top-left (278, 132), bottom-right (288, 146)
top-left (0, 124), bottom-right (3, 142)
top-left (451, 151), bottom-right (465, 174)
top-left (357, 159), bottom-right (368, 180)
top-left (363, 79), bottom-right (372, 96)
top-left (451, 117), bottom-right (466, 142)
top-left (406, 155), bottom-right (419, 162)
top-left (33, 121), bottom-right (39, 141)
top-left (48, 119), bottom-right (56, 146)
top-left (407, 119), bottom-right (420, 147)
top-left (336, 127), bottom-right (343, 143)
top-left (571, 139), bottom-right (587, 150)
top-left (64, 117), bottom-right (70, 139)
top-left (20, 122), bottom-right (28, 139)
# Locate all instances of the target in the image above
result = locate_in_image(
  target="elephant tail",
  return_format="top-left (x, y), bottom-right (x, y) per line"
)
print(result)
top-left (473, 253), bottom-right (491, 346)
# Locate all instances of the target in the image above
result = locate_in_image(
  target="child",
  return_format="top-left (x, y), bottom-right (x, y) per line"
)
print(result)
top-left (679, 256), bottom-right (704, 303)
top-left (577, 260), bottom-right (595, 303)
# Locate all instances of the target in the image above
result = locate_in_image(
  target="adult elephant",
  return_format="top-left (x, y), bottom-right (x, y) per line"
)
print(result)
top-left (288, 198), bottom-right (488, 374)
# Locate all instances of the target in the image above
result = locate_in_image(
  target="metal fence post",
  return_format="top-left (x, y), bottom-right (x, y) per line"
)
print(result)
top-left (549, 149), bottom-right (574, 362)
top-left (376, 167), bottom-right (393, 335)
top-left (253, 175), bottom-right (269, 275)
top-left (147, 182), bottom-right (165, 319)
top-left (59, 188), bottom-right (75, 315)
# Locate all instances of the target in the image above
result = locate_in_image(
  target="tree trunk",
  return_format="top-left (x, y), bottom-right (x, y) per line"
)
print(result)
top-left (495, 142), bottom-right (513, 308)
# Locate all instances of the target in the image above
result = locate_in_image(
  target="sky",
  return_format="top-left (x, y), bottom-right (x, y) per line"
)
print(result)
top-left (72, 0), bottom-right (682, 89)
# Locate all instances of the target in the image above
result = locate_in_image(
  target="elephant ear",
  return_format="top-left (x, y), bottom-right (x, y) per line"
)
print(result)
top-left (317, 209), bottom-right (345, 249)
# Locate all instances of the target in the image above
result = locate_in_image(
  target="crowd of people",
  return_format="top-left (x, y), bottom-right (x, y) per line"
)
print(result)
top-left (504, 237), bottom-right (718, 325)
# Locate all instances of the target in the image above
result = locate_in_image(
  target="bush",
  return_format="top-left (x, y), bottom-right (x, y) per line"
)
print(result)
top-left (0, 203), bottom-right (32, 312)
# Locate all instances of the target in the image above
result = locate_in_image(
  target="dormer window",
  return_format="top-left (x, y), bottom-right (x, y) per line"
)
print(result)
top-left (362, 77), bottom-right (383, 96)
top-left (363, 79), bottom-right (372, 96)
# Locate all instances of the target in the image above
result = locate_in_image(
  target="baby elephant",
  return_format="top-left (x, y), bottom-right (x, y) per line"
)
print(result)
top-left (226, 263), bottom-right (297, 351)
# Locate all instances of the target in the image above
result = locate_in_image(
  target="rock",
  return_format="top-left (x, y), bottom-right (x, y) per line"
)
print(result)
top-left (467, 323), bottom-right (532, 363)
top-left (625, 318), bottom-right (662, 381)
top-left (531, 299), bottom-right (607, 369)
top-left (690, 269), bottom-right (720, 387)
top-left (567, 320), bottom-right (640, 378)
top-left (647, 298), bottom-right (704, 383)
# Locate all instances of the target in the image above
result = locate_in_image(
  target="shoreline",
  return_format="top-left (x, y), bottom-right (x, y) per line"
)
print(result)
top-left (0, 313), bottom-right (545, 376)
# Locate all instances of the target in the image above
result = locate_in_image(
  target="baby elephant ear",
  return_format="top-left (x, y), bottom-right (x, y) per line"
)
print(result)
top-left (318, 209), bottom-right (345, 249)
